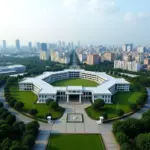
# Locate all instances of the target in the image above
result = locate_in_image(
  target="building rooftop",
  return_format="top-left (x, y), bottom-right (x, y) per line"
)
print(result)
top-left (20, 69), bottom-right (129, 95)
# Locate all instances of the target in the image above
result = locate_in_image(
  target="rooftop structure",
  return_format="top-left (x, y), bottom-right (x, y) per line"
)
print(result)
top-left (19, 69), bottom-right (130, 104)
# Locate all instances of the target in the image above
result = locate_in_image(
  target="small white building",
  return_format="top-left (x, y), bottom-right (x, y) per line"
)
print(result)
top-left (19, 69), bottom-right (130, 104)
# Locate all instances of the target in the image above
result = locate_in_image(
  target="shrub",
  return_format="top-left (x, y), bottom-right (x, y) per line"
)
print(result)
top-left (6, 114), bottom-right (16, 125)
top-left (14, 101), bottom-right (24, 110)
top-left (120, 142), bottom-right (132, 150)
top-left (0, 102), bottom-right (3, 108)
top-left (116, 109), bottom-right (124, 117)
top-left (22, 135), bottom-right (35, 148)
top-left (136, 98), bottom-right (145, 106)
top-left (92, 99), bottom-right (105, 111)
top-left (50, 101), bottom-right (59, 110)
top-left (101, 112), bottom-right (108, 119)
top-left (29, 109), bottom-right (38, 116)
top-left (9, 99), bottom-right (16, 107)
top-left (129, 103), bottom-right (137, 111)
top-left (116, 132), bottom-right (129, 145)
top-left (136, 133), bottom-right (150, 150)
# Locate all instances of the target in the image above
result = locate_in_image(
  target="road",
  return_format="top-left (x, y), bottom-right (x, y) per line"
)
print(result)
top-left (69, 50), bottom-right (80, 69)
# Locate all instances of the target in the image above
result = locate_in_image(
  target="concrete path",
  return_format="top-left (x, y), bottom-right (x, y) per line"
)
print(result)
top-left (129, 88), bottom-right (150, 119)
top-left (1, 86), bottom-right (150, 150)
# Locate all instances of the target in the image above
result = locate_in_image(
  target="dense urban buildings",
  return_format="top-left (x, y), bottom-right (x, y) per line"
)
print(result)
top-left (19, 69), bottom-right (130, 104)
top-left (87, 54), bottom-right (100, 65)
top-left (114, 60), bottom-right (141, 72)
top-left (39, 43), bottom-right (49, 60)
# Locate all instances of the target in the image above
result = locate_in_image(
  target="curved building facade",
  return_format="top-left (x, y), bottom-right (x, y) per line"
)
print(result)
top-left (19, 69), bottom-right (130, 104)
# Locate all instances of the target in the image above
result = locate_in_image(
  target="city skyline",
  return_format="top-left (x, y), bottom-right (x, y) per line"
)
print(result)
top-left (0, 0), bottom-right (150, 45)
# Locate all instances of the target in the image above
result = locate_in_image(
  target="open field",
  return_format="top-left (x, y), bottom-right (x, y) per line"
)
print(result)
top-left (85, 91), bottom-right (142, 120)
top-left (47, 134), bottom-right (105, 150)
top-left (51, 78), bottom-right (98, 87)
top-left (10, 86), bottom-right (64, 119)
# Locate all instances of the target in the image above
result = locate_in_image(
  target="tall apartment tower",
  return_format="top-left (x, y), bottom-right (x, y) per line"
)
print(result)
top-left (87, 54), bottom-right (100, 65)
top-left (16, 39), bottom-right (20, 51)
top-left (28, 42), bottom-right (32, 51)
top-left (40, 43), bottom-right (49, 60)
top-left (2, 40), bottom-right (6, 50)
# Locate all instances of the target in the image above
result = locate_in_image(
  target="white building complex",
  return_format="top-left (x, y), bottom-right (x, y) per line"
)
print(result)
top-left (114, 60), bottom-right (141, 72)
top-left (19, 69), bottom-right (130, 104)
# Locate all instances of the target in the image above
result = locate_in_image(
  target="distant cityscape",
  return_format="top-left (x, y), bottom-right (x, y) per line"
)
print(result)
top-left (1, 39), bottom-right (150, 72)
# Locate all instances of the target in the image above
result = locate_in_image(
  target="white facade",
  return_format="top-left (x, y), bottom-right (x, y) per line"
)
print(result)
top-left (114, 60), bottom-right (141, 72)
top-left (19, 69), bottom-right (130, 104)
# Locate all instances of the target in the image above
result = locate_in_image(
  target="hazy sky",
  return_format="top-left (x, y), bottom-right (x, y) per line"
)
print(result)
top-left (0, 0), bottom-right (150, 46)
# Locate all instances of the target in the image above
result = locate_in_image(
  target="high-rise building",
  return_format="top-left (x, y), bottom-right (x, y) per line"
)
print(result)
top-left (40, 43), bottom-right (49, 60)
top-left (28, 42), bottom-right (32, 50)
top-left (114, 60), bottom-right (141, 72)
top-left (36, 42), bottom-right (41, 51)
top-left (122, 44), bottom-right (133, 52)
top-left (137, 46), bottom-right (145, 53)
top-left (16, 39), bottom-right (20, 51)
top-left (2, 40), bottom-right (6, 50)
top-left (103, 52), bottom-right (115, 62)
top-left (144, 58), bottom-right (150, 65)
top-left (87, 54), bottom-right (100, 65)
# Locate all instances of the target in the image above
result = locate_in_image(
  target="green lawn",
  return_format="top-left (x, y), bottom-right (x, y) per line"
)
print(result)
top-left (47, 134), bottom-right (105, 150)
top-left (10, 86), bottom-right (64, 119)
top-left (51, 78), bottom-right (98, 87)
top-left (85, 92), bottom-right (142, 120)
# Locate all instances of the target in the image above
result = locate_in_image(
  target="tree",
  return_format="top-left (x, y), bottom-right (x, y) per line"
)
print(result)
top-left (142, 109), bottom-right (150, 118)
top-left (12, 121), bottom-right (25, 137)
top-left (22, 135), bottom-right (35, 148)
top-left (46, 99), bottom-right (52, 106)
top-left (92, 99), bottom-right (105, 111)
top-left (101, 112), bottom-right (108, 119)
top-left (0, 137), bottom-right (11, 150)
top-left (6, 114), bottom-right (16, 125)
top-left (120, 142), bottom-right (132, 150)
top-left (140, 116), bottom-right (150, 133)
top-left (29, 109), bottom-right (38, 116)
top-left (113, 121), bottom-right (124, 134)
top-left (136, 133), bottom-right (150, 150)
top-left (0, 102), bottom-right (3, 108)
top-left (0, 124), bottom-right (12, 138)
top-left (0, 108), bottom-right (6, 115)
top-left (50, 101), bottom-right (59, 110)
top-left (116, 132), bottom-right (129, 145)
top-left (116, 109), bottom-right (124, 117)
top-left (130, 103), bottom-right (137, 111)
top-left (14, 101), bottom-right (24, 110)
top-left (1, 111), bottom-right (10, 120)
top-left (9, 99), bottom-right (16, 107)
top-left (136, 98), bottom-right (145, 106)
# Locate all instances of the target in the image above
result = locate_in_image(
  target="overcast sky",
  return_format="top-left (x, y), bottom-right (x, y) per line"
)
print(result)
top-left (0, 0), bottom-right (150, 46)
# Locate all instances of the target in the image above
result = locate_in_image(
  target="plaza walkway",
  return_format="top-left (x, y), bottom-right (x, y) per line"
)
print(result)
top-left (1, 85), bottom-right (150, 150)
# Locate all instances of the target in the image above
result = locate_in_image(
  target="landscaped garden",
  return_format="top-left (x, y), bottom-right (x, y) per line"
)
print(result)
top-left (85, 91), bottom-right (143, 120)
top-left (9, 85), bottom-right (65, 120)
top-left (46, 134), bottom-right (105, 150)
top-left (51, 78), bottom-right (98, 87)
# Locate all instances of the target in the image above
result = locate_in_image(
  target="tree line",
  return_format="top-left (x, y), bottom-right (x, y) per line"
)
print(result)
top-left (0, 102), bottom-right (39, 150)
top-left (113, 109), bottom-right (150, 150)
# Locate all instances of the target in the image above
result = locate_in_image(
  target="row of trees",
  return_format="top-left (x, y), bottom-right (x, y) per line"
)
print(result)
top-left (113, 109), bottom-right (150, 150)
top-left (0, 56), bottom-right (68, 76)
top-left (0, 102), bottom-right (39, 149)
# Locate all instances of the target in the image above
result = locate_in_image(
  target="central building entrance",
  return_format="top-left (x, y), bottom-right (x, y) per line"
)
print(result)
top-left (69, 95), bottom-right (79, 102)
